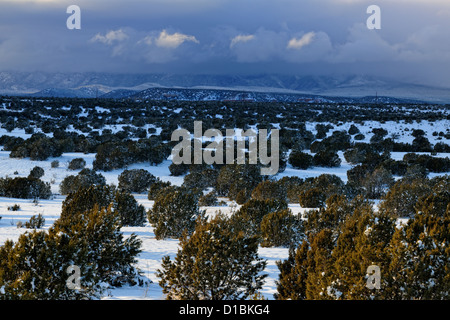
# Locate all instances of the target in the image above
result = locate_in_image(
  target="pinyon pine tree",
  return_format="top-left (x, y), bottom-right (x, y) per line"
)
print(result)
top-left (157, 213), bottom-right (267, 300)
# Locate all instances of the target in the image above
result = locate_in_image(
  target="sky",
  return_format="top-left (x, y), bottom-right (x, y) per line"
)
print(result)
top-left (0, 0), bottom-right (450, 87)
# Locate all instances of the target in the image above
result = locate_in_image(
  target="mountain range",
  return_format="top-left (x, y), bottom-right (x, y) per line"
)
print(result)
top-left (0, 71), bottom-right (449, 103)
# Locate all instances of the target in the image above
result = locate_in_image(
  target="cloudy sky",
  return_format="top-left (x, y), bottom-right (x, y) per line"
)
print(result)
top-left (0, 0), bottom-right (450, 86)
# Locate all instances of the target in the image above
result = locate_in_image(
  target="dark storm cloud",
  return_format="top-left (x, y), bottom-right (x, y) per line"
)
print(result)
top-left (0, 0), bottom-right (449, 85)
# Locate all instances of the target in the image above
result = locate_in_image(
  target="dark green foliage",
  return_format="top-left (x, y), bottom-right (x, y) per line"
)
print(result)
top-left (313, 149), bottom-right (341, 167)
top-left (230, 198), bottom-right (288, 240)
top-left (147, 180), bottom-right (172, 200)
top-left (28, 166), bottom-right (45, 179)
top-left (260, 209), bottom-right (304, 248)
top-left (54, 204), bottom-right (143, 289)
top-left (61, 184), bottom-right (146, 227)
top-left (7, 204), bottom-right (20, 211)
top-left (114, 191), bottom-right (147, 227)
top-left (9, 134), bottom-right (63, 161)
top-left (93, 139), bottom-right (170, 171)
top-left (362, 166), bottom-right (394, 199)
top-left (378, 178), bottom-right (432, 218)
top-left (168, 162), bottom-right (189, 176)
top-left (298, 188), bottom-right (324, 208)
top-left (156, 213), bottom-right (267, 300)
top-left (147, 188), bottom-right (204, 239)
top-left (68, 158), bottom-right (86, 170)
top-left (118, 169), bottom-right (157, 193)
top-left (235, 188), bottom-right (251, 205)
top-left (198, 191), bottom-right (219, 206)
top-left (298, 174), bottom-right (347, 208)
top-left (276, 186), bottom-right (450, 300)
top-left (348, 124), bottom-right (360, 135)
top-left (288, 150), bottom-right (313, 169)
top-left (277, 176), bottom-right (304, 203)
top-left (0, 205), bottom-right (143, 299)
top-left (215, 164), bottom-right (263, 199)
top-left (310, 130), bottom-right (351, 153)
top-left (24, 214), bottom-right (45, 229)
top-left (0, 177), bottom-right (51, 200)
top-left (251, 180), bottom-right (286, 202)
top-left (59, 168), bottom-right (106, 195)
top-left (51, 160), bottom-right (59, 168)
top-left (403, 153), bottom-right (450, 173)
top-left (182, 167), bottom-right (219, 191)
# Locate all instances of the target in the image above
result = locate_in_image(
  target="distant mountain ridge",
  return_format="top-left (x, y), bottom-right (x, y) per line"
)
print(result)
top-left (0, 71), bottom-right (449, 103)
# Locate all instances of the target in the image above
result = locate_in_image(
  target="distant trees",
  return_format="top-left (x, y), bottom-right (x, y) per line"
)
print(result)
top-left (9, 134), bottom-right (63, 161)
top-left (93, 139), bottom-right (170, 171)
top-left (229, 199), bottom-right (288, 240)
top-left (215, 164), bottom-right (263, 200)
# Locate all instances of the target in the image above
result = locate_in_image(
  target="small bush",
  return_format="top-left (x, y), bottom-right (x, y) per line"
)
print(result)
top-left (8, 204), bottom-right (21, 211)
top-left (29, 166), bottom-right (45, 179)
top-left (51, 160), bottom-right (59, 168)
top-left (68, 158), bottom-right (86, 170)
top-left (24, 214), bottom-right (45, 229)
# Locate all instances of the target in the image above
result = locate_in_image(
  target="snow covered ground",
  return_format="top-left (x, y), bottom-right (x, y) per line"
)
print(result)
top-left (0, 117), bottom-right (448, 300)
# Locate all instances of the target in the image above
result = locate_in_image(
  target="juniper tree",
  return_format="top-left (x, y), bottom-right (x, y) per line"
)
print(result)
top-left (61, 184), bottom-right (146, 227)
top-left (288, 150), bottom-right (313, 170)
top-left (385, 190), bottom-right (450, 299)
top-left (229, 198), bottom-right (288, 240)
top-left (260, 208), bottom-right (304, 248)
top-left (274, 242), bottom-right (309, 300)
top-left (147, 188), bottom-right (204, 239)
top-left (326, 197), bottom-right (396, 300)
top-left (251, 180), bottom-right (287, 202)
top-left (157, 213), bottom-right (267, 300)
top-left (0, 205), bottom-right (142, 299)
top-left (28, 166), bottom-right (45, 179)
top-left (0, 230), bottom-right (100, 300)
top-left (54, 205), bottom-right (143, 287)
top-left (378, 177), bottom-right (432, 218)
top-left (60, 168), bottom-right (106, 195)
top-left (118, 169), bottom-right (157, 194)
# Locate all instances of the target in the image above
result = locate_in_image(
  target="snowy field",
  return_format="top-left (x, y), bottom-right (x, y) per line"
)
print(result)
top-left (0, 117), bottom-right (449, 300)
top-left (0, 151), bottom-right (307, 300)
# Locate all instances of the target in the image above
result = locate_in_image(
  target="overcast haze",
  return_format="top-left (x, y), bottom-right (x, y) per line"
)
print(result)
top-left (1, 0), bottom-right (450, 87)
